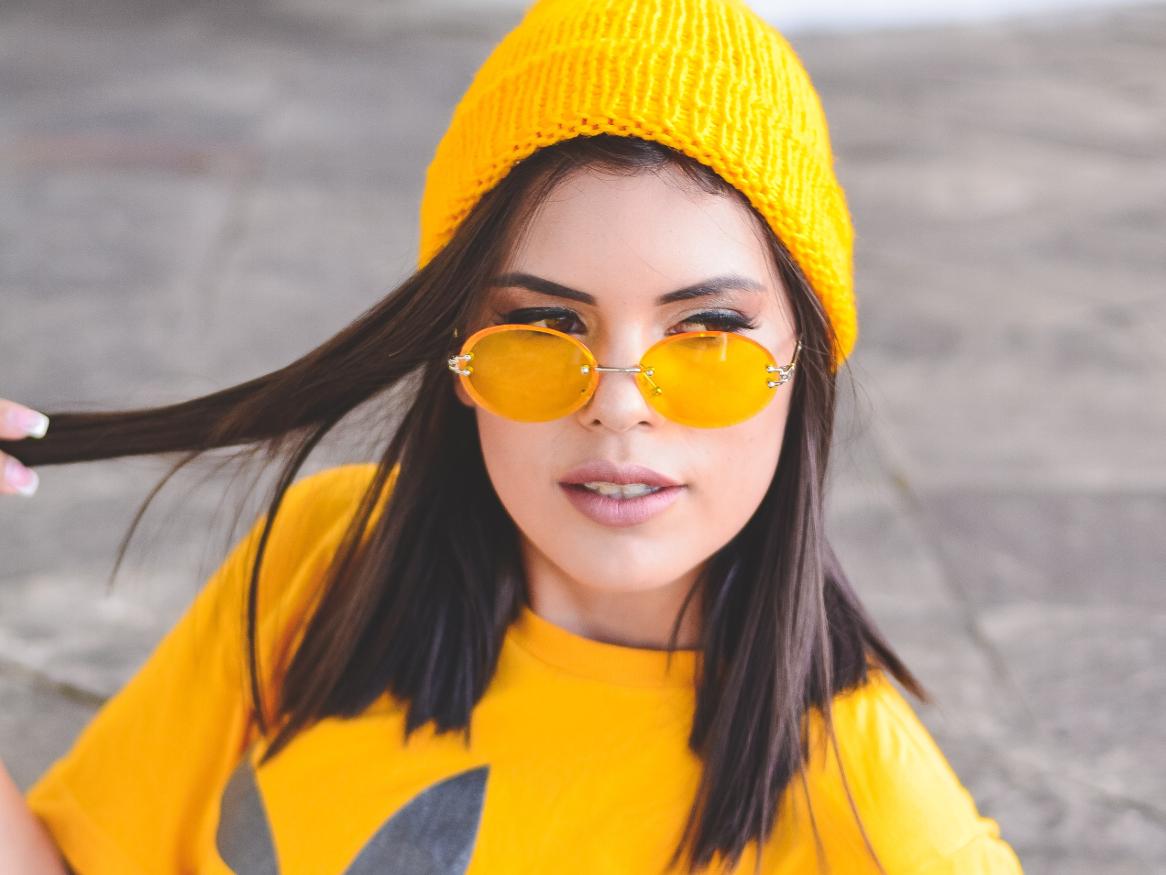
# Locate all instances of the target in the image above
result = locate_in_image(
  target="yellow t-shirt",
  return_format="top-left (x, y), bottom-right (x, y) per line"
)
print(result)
top-left (25, 463), bottom-right (1024, 874)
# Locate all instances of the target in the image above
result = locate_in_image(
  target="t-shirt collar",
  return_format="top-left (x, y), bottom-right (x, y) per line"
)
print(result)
top-left (509, 602), bottom-right (700, 689)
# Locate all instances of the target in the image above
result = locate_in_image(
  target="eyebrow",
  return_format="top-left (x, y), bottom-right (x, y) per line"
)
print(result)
top-left (486, 271), bottom-right (765, 306)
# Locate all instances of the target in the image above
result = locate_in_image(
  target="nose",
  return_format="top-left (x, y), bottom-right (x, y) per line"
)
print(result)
top-left (574, 337), bottom-right (658, 431)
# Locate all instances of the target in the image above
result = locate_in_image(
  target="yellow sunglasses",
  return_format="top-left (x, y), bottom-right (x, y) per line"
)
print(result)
top-left (447, 323), bottom-right (801, 428)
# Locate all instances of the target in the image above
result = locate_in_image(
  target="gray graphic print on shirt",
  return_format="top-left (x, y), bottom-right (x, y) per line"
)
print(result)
top-left (216, 752), bottom-right (488, 874)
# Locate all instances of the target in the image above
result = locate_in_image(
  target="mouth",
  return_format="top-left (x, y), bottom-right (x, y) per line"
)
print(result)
top-left (559, 482), bottom-right (686, 527)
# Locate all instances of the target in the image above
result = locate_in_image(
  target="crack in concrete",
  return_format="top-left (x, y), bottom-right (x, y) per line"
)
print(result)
top-left (0, 654), bottom-right (107, 710)
top-left (865, 416), bottom-right (1041, 733)
top-left (972, 728), bottom-right (1166, 830)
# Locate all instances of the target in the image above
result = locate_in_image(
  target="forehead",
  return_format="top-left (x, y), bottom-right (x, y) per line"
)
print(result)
top-left (501, 167), bottom-right (779, 306)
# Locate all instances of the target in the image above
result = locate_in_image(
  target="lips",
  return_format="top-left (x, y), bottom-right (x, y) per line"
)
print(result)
top-left (560, 481), bottom-right (684, 527)
top-left (558, 460), bottom-right (683, 488)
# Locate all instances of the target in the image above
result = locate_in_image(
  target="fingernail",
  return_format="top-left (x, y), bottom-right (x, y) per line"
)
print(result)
top-left (5, 457), bottom-right (39, 497)
top-left (7, 407), bottom-right (50, 439)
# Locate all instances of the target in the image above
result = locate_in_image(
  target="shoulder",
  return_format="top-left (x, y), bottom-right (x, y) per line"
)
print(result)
top-left (278, 462), bottom-right (390, 534)
top-left (215, 463), bottom-right (395, 645)
top-left (800, 668), bottom-right (1022, 872)
top-left (232, 463), bottom-right (396, 713)
top-left (817, 668), bottom-right (961, 808)
top-left (250, 460), bottom-right (397, 618)
top-left (255, 462), bottom-right (394, 576)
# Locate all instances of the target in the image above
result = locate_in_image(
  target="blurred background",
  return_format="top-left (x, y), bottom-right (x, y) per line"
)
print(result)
top-left (1, 1), bottom-right (1163, 871)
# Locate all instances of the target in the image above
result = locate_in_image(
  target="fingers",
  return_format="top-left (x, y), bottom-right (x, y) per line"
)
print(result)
top-left (0, 402), bottom-right (49, 441)
top-left (0, 400), bottom-right (50, 498)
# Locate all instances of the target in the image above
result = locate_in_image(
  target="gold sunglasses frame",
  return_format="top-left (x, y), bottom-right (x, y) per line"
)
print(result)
top-left (447, 323), bottom-right (802, 424)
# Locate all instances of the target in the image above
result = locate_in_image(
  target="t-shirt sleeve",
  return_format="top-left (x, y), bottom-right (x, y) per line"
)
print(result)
top-left (22, 462), bottom-right (386, 875)
top-left (803, 668), bottom-right (1025, 874)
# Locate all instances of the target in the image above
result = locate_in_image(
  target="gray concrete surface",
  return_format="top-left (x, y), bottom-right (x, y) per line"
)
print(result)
top-left (1, 1), bottom-right (1163, 871)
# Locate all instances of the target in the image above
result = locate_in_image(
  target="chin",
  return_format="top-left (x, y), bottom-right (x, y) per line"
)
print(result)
top-left (559, 557), bottom-right (688, 593)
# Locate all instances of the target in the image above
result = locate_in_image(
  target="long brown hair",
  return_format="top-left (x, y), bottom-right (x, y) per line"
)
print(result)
top-left (6, 133), bottom-right (930, 875)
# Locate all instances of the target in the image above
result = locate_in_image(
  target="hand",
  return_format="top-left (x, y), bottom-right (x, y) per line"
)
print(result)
top-left (0, 756), bottom-right (70, 874)
top-left (0, 400), bottom-right (50, 497)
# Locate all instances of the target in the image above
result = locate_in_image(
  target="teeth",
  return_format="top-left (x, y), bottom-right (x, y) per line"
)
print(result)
top-left (581, 481), bottom-right (663, 499)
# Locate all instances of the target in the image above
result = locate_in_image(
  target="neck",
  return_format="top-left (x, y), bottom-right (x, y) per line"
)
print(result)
top-left (520, 538), bottom-right (703, 651)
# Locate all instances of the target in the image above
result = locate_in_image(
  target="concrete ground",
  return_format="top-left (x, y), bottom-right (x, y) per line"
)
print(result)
top-left (1, 1), bottom-right (1163, 871)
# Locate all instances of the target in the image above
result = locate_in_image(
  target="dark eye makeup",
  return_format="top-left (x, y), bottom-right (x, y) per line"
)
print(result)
top-left (494, 306), bottom-right (759, 335)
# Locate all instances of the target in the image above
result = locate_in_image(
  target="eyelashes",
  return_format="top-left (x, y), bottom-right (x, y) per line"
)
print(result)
top-left (495, 306), bottom-right (760, 334)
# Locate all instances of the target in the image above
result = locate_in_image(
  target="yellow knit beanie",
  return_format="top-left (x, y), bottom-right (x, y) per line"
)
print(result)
top-left (417, 0), bottom-right (857, 370)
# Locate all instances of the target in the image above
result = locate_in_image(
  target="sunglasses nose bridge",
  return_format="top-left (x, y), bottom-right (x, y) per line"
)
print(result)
top-left (588, 364), bottom-right (644, 374)
top-left (579, 359), bottom-right (664, 419)
top-left (590, 362), bottom-right (662, 394)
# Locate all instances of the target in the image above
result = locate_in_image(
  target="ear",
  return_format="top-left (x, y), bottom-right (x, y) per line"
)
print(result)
top-left (452, 374), bottom-right (476, 410)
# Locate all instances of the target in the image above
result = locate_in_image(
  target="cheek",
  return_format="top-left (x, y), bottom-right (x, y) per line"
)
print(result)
top-left (693, 401), bottom-right (786, 535)
top-left (474, 413), bottom-right (556, 520)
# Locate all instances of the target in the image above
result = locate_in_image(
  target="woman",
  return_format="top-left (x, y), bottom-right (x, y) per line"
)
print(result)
top-left (0, 0), bottom-right (1024, 872)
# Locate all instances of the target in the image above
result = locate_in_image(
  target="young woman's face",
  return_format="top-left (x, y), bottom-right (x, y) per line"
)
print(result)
top-left (455, 166), bottom-right (798, 608)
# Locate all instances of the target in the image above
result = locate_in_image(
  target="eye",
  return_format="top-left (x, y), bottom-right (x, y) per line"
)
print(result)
top-left (496, 307), bottom-right (759, 335)
top-left (673, 310), bottom-right (759, 334)
top-left (496, 307), bottom-right (585, 334)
